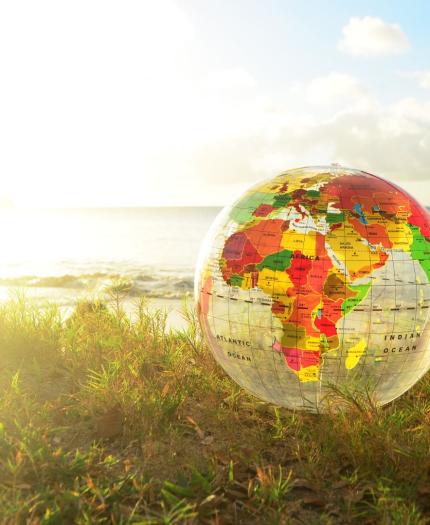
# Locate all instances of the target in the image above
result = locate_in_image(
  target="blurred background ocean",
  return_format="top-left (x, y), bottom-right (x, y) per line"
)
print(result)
top-left (0, 207), bottom-right (221, 325)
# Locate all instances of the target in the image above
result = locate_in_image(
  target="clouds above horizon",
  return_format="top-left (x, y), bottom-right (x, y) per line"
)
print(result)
top-left (406, 70), bottom-right (430, 89)
top-left (152, 70), bottom-right (430, 199)
top-left (0, 2), bottom-right (429, 206)
top-left (338, 16), bottom-right (410, 56)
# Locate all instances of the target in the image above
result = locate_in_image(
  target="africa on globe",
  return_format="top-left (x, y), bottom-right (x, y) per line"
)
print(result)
top-left (195, 165), bottom-right (430, 411)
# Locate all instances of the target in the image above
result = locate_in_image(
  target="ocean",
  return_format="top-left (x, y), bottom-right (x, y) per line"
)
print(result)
top-left (0, 207), bottom-right (221, 319)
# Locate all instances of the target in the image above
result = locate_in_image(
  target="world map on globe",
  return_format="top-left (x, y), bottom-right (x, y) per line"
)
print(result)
top-left (195, 166), bottom-right (430, 411)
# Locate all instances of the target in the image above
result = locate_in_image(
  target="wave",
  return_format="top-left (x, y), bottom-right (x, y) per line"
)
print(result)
top-left (0, 271), bottom-right (195, 300)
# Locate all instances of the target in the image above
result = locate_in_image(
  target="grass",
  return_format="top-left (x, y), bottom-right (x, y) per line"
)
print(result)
top-left (1, 294), bottom-right (430, 524)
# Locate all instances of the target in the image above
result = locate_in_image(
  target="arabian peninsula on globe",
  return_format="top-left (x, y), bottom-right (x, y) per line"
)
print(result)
top-left (195, 165), bottom-right (430, 411)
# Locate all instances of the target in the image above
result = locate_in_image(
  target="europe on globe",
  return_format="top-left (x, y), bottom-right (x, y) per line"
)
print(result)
top-left (195, 165), bottom-right (430, 411)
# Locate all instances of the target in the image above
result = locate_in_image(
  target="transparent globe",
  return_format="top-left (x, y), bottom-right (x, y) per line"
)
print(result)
top-left (195, 166), bottom-right (430, 411)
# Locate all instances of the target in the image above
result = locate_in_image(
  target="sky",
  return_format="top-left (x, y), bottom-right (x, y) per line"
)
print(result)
top-left (1, 0), bottom-right (430, 207)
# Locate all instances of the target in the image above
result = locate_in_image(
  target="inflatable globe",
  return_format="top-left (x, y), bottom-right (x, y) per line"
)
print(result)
top-left (195, 165), bottom-right (430, 411)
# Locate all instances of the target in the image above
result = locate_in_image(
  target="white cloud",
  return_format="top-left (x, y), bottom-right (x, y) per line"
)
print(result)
top-left (105, 56), bottom-right (430, 204)
top-left (299, 109), bottom-right (430, 182)
top-left (307, 73), bottom-right (361, 103)
top-left (306, 72), bottom-right (374, 112)
top-left (151, 97), bottom-right (430, 187)
top-left (149, 69), bottom-right (430, 204)
top-left (338, 16), bottom-right (410, 56)
top-left (407, 71), bottom-right (430, 89)
top-left (389, 97), bottom-right (430, 123)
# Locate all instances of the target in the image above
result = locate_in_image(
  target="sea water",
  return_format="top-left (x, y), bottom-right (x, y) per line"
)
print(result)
top-left (0, 207), bottom-right (221, 310)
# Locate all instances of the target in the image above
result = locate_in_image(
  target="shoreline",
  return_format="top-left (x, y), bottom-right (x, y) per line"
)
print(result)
top-left (0, 285), bottom-right (191, 330)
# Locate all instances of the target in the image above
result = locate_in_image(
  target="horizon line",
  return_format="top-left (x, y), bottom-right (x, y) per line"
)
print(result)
top-left (0, 205), bottom-right (225, 210)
